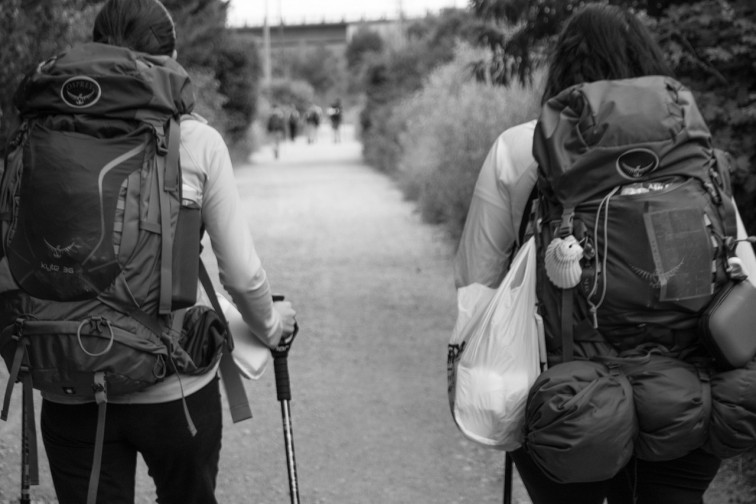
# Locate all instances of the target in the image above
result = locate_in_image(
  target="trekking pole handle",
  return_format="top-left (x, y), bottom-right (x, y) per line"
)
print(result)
top-left (274, 355), bottom-right (292, 402)
top-left (271, 295), bottom-right (298, 402)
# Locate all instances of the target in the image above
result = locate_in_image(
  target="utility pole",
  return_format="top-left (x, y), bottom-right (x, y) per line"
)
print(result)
top-left (263, 0), bottom-right (272, 86)
top-left (278, 0), bottom-right (286, 79)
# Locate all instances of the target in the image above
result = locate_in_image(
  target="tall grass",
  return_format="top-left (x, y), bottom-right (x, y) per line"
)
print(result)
top-left (390, 44), bottom-right (544, 242)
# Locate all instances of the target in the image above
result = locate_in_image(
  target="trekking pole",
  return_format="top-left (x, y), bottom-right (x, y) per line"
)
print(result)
top-left (20, 383), bottom-right (31, 504)
top-left (503, 452), bottom-right (513, 504)
top-left (271, 295), bottom-right (300, 504)
top-left (20, 375), bottom-right (38, 504)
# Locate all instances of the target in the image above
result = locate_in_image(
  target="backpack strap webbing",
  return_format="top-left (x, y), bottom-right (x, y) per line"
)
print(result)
top-left (709, 150), bottom-right (738, 236)
top-left (561, 288), bottom-right (574, 363)
top-left (198, 260), bottom-right (253, 423)
top-left (1, 328), bottom-right (40, 503)
top-left (158, 116), bottom-right (181, 315)
top-left (518, 184), bottom-right (538, 246)
top-left (86, 372), bottom-right (107, 504)
top-left (21, 372), bottom-right (39, 488)
top-left (1, 329), bottom-right (26, 421)
top-left (507, 184), bottom-right (539, 270)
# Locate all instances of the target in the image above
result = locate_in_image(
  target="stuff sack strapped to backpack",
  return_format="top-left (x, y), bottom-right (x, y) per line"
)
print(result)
top-left (530, 76), bottom-right (739, 365)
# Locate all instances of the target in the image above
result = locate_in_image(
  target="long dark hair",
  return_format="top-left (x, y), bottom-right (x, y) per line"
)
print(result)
top-left (541, 4), bottom-right (672, 104)
top-left (93, 0), bottom-right (176, 56)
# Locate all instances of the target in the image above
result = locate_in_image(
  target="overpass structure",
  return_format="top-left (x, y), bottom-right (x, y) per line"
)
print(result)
top-left (233, 17), bottom-right (405, 55)
top-left (233, 17), bottom-right (408, 84)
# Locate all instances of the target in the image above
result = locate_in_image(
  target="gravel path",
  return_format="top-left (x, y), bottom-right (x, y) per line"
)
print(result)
top-left (199, 125), bottom-right (522, 504)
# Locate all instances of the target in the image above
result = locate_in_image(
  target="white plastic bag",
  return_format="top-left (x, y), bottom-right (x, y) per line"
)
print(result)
top-left (214, 293), bottom-right (271, 380)
top-left (449, 237), bottom-right (543, 450)
top-left (447, 284), bottom-right (495, 409)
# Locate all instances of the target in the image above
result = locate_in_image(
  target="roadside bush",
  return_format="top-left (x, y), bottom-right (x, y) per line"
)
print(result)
top-left (359, 9), bottom-right (481, 174)
top-left (189, 68), bottom-right (229, 133)
top-left (392, 44), bottom-right (543, 241)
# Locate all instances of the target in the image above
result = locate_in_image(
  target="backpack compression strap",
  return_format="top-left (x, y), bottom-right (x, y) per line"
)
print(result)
top-left (0, 326), bottom-right (40, 501)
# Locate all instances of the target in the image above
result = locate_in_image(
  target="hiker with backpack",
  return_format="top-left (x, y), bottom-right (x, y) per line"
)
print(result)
top-left (454, 4), bottom-right (756, 504)
top-left (327, 99), bottom-right (343, 143)
top-left (305, 104), bottom-right (322, 144)
top-left (267, 105), bottom-right (287, 159)
top-left (0, 1), bottom-right (297, 503)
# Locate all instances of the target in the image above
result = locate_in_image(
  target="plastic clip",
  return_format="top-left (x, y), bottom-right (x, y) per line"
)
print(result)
top-left (558, 207), bottom-right (575, 238)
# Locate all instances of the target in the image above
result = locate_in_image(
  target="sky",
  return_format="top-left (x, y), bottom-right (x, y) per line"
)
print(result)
top-left (227, 0), bottom-right (463, 27)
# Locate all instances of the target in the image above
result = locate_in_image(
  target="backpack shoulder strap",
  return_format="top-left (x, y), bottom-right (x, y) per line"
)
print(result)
top-left (709, 150), bottom-right (739, 248)
top-left (507, 183), bottom-right (539, 270)
top-left (157, 116), bottom-right (181, 315)
top-left (518, 183), bottom-right (539, 246)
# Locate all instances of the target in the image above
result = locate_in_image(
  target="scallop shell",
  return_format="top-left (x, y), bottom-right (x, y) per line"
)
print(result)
top-left (544, 235), bottom-right (584, 289)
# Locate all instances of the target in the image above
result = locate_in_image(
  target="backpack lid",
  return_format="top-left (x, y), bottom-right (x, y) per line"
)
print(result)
top-left (533, 76), bottom-right (713, 207)
top-left (14, 42), bottom-right (194, 123)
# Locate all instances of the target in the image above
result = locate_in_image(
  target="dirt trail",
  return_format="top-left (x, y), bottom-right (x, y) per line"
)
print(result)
top-left (200, 125), bottom-right (521, 504)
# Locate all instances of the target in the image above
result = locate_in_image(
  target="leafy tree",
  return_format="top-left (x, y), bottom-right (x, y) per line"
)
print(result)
top-left (466, 1), bottom-right (684, 84)
top-left (469, 0), bottom-right (587, 85)
top-left (214, 35), bottom-right (261, 142)
top-left (0, 0), bottom-right (100, 151)
top-left (190, 69), bottom-right (229, 131)
top-left (265, 79), bottom-right (316, 113)
top-left (405, 8), bottom-right (483, 64)
top-left (345, 28), bottom-right (384, 71)
top-left (287, 44), bottom-right (345, 98)
top-left (163, 0), bottom-right (261, 144)
top-left (162, 0), bottom-right (229, 68)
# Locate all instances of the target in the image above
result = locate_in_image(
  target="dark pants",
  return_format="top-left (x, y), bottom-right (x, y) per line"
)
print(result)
top-left (41, 377), bottom-right (222, 504)
top-left (511, 447), bottom-right (721, 504)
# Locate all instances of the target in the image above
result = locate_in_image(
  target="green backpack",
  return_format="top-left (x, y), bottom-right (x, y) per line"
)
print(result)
top-left (0, 42), bottom-right (200, 402)
top-left (529, 76), bottom-right (739, 365)
top-left (0, 43), bottom-right (253, 502)
top-left (521, 76), bottom-right (743, 483)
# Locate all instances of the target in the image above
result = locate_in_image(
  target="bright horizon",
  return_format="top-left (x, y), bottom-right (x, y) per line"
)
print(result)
top-left (227, 0), bottom-right (463, 27)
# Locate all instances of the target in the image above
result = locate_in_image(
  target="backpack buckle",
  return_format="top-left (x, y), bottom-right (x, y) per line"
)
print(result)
top-left (558, 208), bottom-right (575, 237)
top-left (92, 371), bottom-right (107, 404)
top-left (154, 125), bottom-right (168, 155)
